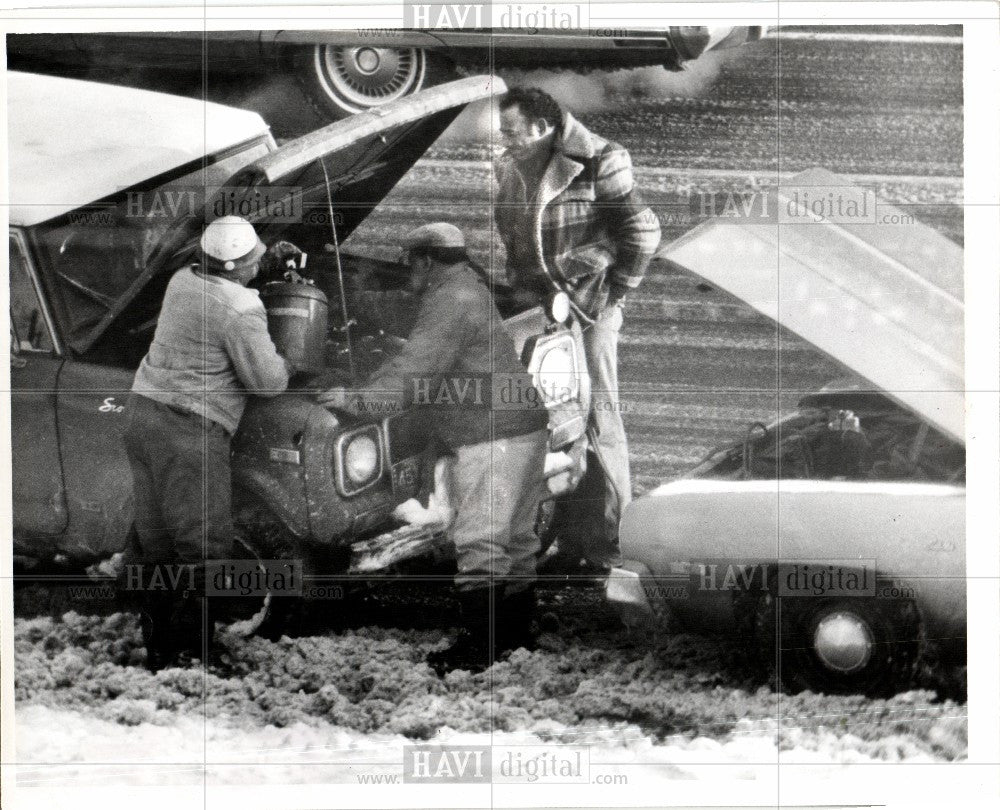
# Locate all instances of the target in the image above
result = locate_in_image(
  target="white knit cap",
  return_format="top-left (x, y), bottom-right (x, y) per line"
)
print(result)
top-left (200, 215), bottom-right (266, 272)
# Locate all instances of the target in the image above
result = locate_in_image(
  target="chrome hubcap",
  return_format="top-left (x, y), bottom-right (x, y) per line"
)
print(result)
top-left (813, 611), bottom-right (874, 674)
top-left (317, 45), bottom-right (424, 111)
top-left (355, 47), bottom-right (380, 74)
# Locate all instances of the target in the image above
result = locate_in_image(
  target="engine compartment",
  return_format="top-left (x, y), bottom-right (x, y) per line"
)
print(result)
top-left (691, 394), bottom-right (965, 485)
top-left (283, 249), bottom-right (542, 387)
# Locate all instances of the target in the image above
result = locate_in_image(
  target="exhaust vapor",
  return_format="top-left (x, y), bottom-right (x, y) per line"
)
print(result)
top-left (439, 51), bottom-right (731, 145)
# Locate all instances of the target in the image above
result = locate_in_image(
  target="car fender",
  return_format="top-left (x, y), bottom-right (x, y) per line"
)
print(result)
top-left (303, 406), bottom-right (400, 545)
top-left (231, 395), bottom-right (314, 538)
top-left (232, 467), bottom-right (310, 540)
top-left (619, 479), bottom-right (966, 646)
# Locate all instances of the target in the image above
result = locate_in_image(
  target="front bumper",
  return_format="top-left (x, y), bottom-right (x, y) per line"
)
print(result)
top-left (604, 561), bottom-right (655, 627)
top-left (349, 524), bottom-right (448, 574)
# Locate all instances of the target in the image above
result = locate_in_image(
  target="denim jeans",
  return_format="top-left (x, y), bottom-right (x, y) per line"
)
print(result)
top-left (553, 302), bottom-right (630, 566)
top-left (448, 428), bottom-right (548, 592)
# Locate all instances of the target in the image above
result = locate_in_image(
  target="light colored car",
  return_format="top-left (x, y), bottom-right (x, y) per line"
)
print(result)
top-left (7, 27), bottom-right (763, 123)
top-left (605, 168), bottom-right (965, 695)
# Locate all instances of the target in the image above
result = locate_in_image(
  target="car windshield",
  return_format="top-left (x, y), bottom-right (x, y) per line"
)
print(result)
top-left (32, 139), bottom-right (272, 346)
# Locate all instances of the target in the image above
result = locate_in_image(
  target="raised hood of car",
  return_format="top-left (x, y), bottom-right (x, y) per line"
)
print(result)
top-left (208, 74), bottom-right (504, 246)
top-left (77, 75), bottom-right (504, 354)
top-left (660, 168), bottom-right (964, 444)
top-left (7, 70), bottom-right (269, 227)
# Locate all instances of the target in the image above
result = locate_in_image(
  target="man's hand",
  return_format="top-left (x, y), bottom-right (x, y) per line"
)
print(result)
top-left (606, 283), bottom-right (629, 308)
top-left (316, 386), bottom-right (355, 411)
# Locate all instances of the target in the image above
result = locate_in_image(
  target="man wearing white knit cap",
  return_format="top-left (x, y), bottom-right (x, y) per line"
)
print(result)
top-left (125, 215), bottom-right (293, 670)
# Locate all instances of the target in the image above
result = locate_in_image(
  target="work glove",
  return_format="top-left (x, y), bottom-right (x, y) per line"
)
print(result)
top-left (606, 283), bottom-right (629, 308)
top-left (316, 386), bottom-right (356, 411)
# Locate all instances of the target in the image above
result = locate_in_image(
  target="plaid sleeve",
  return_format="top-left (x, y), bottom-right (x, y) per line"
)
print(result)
top-left (595, 143), bottom-right (662, 289)
top-left (492, 159), bottom-right (519, 285)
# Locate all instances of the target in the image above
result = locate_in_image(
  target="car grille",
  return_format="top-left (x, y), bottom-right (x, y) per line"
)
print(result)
top-left (384, 410), bottom-right (431, 464)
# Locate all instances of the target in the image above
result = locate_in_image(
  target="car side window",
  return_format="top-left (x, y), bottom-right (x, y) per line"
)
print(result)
top-left (31, 137), bottom-right (274, 348)
top-left (8, 234), bottom-right (55, 353)
top-left (37, 212), bottom-right (143, 341)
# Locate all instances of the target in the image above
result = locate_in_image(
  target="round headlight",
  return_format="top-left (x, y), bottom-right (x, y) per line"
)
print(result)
top-left (547, 292), bottom-right (571, 324)
top-left (539, 345), bottom-right (574, 377)
top-left (344, 434), bottom-right (378, 484)
top-left (537, 345), bottom-right (576, 403)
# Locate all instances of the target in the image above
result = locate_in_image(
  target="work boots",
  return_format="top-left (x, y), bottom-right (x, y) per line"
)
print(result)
top-left (137, 590), bottom-right (175, 672)
top-left (428, 585), bottom-right (497, 675)
top-left (160, 591), bottom-right (219, 670)
top-left (496, 584), bottom-right (537, 656)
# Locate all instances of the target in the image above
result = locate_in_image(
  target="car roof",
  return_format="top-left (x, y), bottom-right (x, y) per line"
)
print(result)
top-left (6, 71), bottom-right (270, 227)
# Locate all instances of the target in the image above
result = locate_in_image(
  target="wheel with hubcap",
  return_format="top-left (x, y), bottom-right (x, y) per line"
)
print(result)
top-left (754, 588), bottom-right (920, 696)
top-left (296, 45), bottom-right (451, 120)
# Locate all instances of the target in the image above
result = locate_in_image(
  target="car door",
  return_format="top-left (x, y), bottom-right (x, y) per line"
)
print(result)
top-left (8, 232), bottom-right (68, 552)
top-left (53, 361), bottom-right (135, 560)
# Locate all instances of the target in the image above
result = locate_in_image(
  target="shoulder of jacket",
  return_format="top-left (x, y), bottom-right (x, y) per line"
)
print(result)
top-left (596, 136), bottom-right (629, 162)
top-left (431, 269), bottom-right (487, 310)
top-left (217, 283), bottom-right (266, 320)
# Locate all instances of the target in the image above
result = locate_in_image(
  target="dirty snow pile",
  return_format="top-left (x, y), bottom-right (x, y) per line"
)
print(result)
top-left (12, 609), bottom-right (967, 782)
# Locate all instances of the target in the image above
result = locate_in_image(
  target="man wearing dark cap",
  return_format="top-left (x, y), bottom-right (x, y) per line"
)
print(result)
top-left (125, 215), bottom-right (293, 670)
top-left (495, 86), bottom-right (662, 573)
top-left (318, 223), bottom-right (549, 674)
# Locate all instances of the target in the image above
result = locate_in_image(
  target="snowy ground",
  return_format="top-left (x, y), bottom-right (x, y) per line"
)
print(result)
top-left (12, 600), bottom-right (967, 789)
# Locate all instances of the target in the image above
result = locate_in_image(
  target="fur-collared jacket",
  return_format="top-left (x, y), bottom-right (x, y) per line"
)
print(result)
top-left (494, 113), bottom-right (661, 317)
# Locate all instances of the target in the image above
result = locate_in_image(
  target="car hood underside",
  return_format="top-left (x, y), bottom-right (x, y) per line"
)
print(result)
top-left (659, 167), bottom-right (964, 445)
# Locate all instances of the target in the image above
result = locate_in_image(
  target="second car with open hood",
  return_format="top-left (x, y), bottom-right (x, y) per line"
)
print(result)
top-left (605, 168), bottom-right (966, 695)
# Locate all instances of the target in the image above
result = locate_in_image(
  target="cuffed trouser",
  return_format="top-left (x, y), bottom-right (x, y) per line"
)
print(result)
top-left (448, 428), bottom-right (548, 593)
top-left (123, 394), bottom-right (235, 590)
top-left (554, 302), bottom-right (631, 566)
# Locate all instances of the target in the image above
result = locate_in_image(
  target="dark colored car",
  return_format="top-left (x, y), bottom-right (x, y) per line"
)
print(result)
top-left (6, 27), bottom-right (763, 123)
top-left (7, 71), bottom-right (590, 627)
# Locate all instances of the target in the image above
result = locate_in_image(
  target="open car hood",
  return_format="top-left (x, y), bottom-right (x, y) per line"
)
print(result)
top-left (210, 74), bottom-right (504, 244)
top-left (660, 168), bottom-right (964, 444)
top-left (80, 75), bottom-right (505, 354)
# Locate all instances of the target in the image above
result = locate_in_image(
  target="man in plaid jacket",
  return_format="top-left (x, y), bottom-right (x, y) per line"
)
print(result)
top-left (495, 86), bottom-right (661, 572)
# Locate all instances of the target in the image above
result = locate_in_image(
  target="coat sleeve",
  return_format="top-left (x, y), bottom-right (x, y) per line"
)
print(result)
top-left (594, 143), bottom-right (662, 290)
top-left (224, 305), bottom-right (291, 397)
top-left (354, 283), bottom-right (474, 414)
top-left (493, 159), bottom-right (519, 285)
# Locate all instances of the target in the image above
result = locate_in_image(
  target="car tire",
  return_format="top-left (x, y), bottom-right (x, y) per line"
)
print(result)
top-left (229, 501), bottom-right (307, 640)
top-left (231, 499), bottom-right (354, 639)
top-left (294, 45), bottom-right (456, 122)
top-left (754, 587), bottom-right (920, 696)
